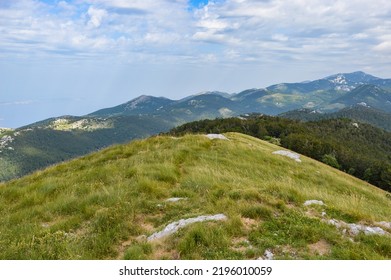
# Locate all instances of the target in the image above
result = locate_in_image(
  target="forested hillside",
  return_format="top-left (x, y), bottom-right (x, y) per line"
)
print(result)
top-left (280, 106), bottom-right (391, 132)
top-left (0, 115), bottom-right (174, 181)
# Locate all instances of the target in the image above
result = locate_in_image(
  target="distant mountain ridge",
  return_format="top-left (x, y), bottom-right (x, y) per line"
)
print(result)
top-left (2, 70), bottom-right (391, 182)
top-left (280, 105), bottom-right (391, 132)
top-left (267, 71), bottom-right (385, 93)
top-left (329, 85), bottom-right (391, 112)
top-left (89, 95), bottom-right (175, 116)
top-left (89, 71), bottom-right (391, 119)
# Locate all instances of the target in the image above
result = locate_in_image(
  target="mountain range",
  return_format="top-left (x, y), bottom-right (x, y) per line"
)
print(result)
top-left (1, 71), bottom-right (391, 260)
top-left (87, 71), bottom-right (391, 118)
top-left (2, 71), bottom-right (391, 181)
top-left (280, 105), bottom-right (391, 132)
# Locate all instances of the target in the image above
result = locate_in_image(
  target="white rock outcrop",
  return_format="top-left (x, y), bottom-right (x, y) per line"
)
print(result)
top-left (327, 219), bottom-right (388, 236)
top-left (165, 197), bottom-right (187, 203)
top-left (0, 135), bottom-right (14, 149)
top-left (205, 134), bottom-right (228, 140)
top-left (272, 150), bottom-right (301, 162)
top-left (303, 200), bottom-right (325, 206)
top-left (148, 214), bottom-right (227, 241)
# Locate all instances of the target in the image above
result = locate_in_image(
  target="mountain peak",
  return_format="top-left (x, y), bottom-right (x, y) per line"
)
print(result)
top-left (125, 95), bottom-right (155, 110)
top-left (127, 94), bottom-right (171, 104)
top-left (188, 91), bottom-right (232, 99)
top-left (131, 94), bottom-right (152, 100)
top-left (88, 95), bottom-right (175, 117)
top-left (325, 71), bottom-right (380, 83)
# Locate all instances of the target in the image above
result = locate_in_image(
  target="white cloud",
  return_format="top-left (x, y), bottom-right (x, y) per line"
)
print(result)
top-left (272, 34), bottom-right (289, 42)
top-left (87, 6), bottom-right (107, 28)
top-left (352, 33), bottom-right (369, 40)
top-left (1, 0), bottom-right (391, 115)
top-left (0, 0), bottom-right (389, 66)
top-left (187, 0), bottom-right (391, 65)
top-left (374, 41), bottom-right (391, 53)
top-left (0, 100), bottom-right (34, 106)
top-left (192, 30), bottom-right (241, 45)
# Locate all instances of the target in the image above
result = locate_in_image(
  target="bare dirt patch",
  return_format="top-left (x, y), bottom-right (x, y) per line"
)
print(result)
top-left (241, 217), bottom-right (259, 231)
top-left (308, 239), bottom-right (331, 256)
top-left (141, 222), bottom-right (155, 232)
top-left (151, 247), bottom-right (180, 260)
top-left (231, 237), bottom-right (252, 253)
top-left (305, 208), bottom-right (321, 219)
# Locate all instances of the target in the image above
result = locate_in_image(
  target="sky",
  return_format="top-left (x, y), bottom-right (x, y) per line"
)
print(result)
top-left (1, 0), bottom-right (391, 128)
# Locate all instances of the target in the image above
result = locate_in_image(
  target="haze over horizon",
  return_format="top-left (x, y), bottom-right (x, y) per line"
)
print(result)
top-left (1, 0), bottom-right (391, 128)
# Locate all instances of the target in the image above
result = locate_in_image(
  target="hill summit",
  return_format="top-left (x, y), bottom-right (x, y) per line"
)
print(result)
top-left (0, 133), bottom-right (390, 259)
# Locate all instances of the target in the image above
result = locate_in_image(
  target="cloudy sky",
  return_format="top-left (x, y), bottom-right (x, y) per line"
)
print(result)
top-left (1, 0), bottom-right (391, 128)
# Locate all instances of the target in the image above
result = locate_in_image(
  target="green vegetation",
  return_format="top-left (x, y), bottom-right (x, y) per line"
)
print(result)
top-left (3, 71), bottom-right (391, 183)
top-left (169, 115), bottom-right (391, 192)
top-left (0, 115), bottom-right (175, 182)
top-left (0, 133), bottom-right (390, 259)
top-left (280, 106), bottom-right (391, 132)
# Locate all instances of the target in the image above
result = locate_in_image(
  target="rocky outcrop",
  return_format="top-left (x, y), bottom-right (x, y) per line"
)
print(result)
top-left (148, 214), bottom-right (227, 241)
top-left (272, 150), bottom-right (301, 162)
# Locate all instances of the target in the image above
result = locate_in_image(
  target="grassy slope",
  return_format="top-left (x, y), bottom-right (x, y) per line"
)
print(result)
top-left (0, 133), bottom-right (390, 260)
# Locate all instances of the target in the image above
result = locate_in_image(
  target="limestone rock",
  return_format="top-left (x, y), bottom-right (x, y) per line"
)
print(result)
top-left (272, 150), bottom-right (301, 162)
top-left (148, 214), bottom-right (227, 241)
top-left (205, 134), bottom-right (228, 140)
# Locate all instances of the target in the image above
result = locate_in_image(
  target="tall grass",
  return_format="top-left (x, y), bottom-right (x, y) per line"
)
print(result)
top-left (0, 133), bottom-right (390, 259)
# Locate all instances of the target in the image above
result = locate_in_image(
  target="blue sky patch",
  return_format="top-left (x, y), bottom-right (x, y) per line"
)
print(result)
top-left (189, 0), bottom-right (209, 9)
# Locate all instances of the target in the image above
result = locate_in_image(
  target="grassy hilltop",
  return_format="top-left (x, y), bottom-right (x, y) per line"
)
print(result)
top-left (0, 132), bottom-right (390, 259)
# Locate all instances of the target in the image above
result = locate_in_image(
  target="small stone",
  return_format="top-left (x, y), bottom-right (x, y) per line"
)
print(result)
top-left (303, 200), bottom-right (325, 206)
top-left (165, 197), bottom-right (187, 203)
top-left (348, 224), bottom-right (362, 235)
top-left (264, 249), bottom-right (274, 260)
top-left (327, 219), bottom-right (341, 227)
